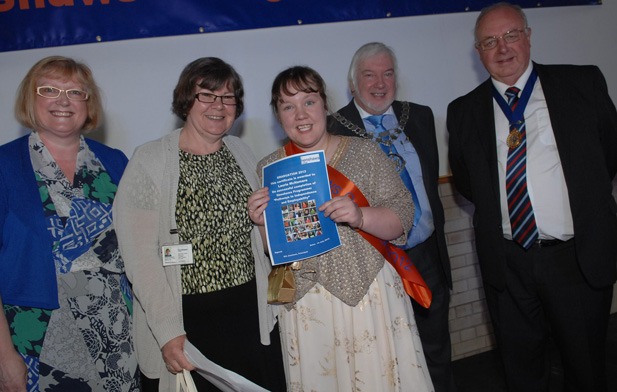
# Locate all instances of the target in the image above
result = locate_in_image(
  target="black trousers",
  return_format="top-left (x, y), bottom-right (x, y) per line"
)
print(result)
top-left (408, 233), bottom-right (457, 392)
top-left (485, 239), bottom-right (613, 392)
top-left (141, 279), bottom-right (286, 392)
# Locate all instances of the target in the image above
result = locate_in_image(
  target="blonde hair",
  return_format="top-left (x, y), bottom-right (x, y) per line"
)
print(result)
top-left (14, 56), bottom-right (103, 132)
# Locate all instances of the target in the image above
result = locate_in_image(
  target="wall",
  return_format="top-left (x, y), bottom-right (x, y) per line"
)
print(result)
top-left (1, 2), bottom-right (617, 175)
top-left (440, 182), bottom-right (488, 359)
top-left (1, 1), bottom-right (617, 360)
top-left (444, 177), bottom-right (617, 360)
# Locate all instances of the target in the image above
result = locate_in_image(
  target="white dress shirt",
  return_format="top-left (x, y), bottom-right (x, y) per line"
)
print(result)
top-left (492, 62), bottom-right (574, 241)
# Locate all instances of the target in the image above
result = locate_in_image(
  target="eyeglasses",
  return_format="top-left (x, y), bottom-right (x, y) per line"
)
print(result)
top-left (194, 92), bottom-right (237, 105)
top-left (475, 28), bottom-right (529, 51)
top-left (36, 86), bottom-right (89, 101)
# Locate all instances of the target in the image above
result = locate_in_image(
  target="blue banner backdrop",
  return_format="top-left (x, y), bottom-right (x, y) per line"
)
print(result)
top-left (0, 0), bottom-right (599, 53)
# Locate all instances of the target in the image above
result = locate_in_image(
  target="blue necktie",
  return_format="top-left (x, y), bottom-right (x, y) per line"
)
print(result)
top-left (366, 114), bottom-right (421, 226)
top-left (505, 87), bottom-right (538, 249)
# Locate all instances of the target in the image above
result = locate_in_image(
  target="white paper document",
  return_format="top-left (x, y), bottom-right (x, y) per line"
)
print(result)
top-left (183, 341), bottom-right (270, 392)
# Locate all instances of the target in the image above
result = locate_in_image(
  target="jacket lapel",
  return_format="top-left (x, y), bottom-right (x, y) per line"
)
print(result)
top-left (339, 100), bottom-right (364, 128)
top-left (533, 64), bottom-right (572, 179)
top-left (393, 101), bottom-right (431, 180)
top-left (473, 79), bottom-right (502, 203)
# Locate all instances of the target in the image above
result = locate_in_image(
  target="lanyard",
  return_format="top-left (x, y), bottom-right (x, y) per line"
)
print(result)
top-left (492, 69), bottom-right (538, 125)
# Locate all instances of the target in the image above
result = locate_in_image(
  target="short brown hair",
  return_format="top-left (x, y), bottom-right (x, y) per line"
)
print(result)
top-left (172, 57), bottom-right (244, 121)
top-left (14, 56), bottom-right (103, 132)
top-left (270, 66), bottom-right (328, 116)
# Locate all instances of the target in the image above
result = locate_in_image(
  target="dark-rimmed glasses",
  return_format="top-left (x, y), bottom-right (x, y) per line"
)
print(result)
top-left (475, 28), bottom-right (529, 51)
top-left (36, 86), bottom-right (89, 101)
top-left (195, 92), bottom-right (237, 105)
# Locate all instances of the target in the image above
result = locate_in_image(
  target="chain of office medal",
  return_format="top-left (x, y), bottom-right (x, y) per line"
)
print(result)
top-left (330, 101), bottom-right (410, 172)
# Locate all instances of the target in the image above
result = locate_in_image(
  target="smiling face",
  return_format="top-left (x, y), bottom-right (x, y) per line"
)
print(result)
top-left (34, 76), bottom-right (89, 142)
top-left (475, 5), bottom-right (531, 85)
top-left (276, 85), bottom-right (329, 151)
top-left (183, 83), bottom-right (237, 144)
top-left (352, 51), bottom-right (396, 115)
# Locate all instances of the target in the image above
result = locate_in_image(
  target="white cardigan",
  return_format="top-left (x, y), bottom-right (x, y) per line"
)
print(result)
top-left (113, 129), bottom-right (276, 390)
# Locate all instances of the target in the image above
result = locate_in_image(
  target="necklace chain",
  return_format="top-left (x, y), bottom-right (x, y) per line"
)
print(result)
top-left (330, 101), bottom-right (411, 172)
top-left (330, 101), bottom-right (411, 146)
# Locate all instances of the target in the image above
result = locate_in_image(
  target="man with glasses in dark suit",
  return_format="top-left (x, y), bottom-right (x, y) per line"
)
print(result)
top-left (448, 3), bottom-right (617, 391)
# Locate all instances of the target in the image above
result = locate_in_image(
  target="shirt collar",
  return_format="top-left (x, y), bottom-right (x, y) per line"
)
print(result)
top-left (353, 100), bottom-right (395, 120)
top-left (491, 61), bottom-right (534, 97)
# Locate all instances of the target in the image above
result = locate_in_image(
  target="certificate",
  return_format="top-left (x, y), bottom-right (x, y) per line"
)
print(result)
top-left (262, 150), bottom-right (341, 265)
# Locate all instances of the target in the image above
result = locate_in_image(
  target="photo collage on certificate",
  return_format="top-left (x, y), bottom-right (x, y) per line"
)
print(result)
top-left (281, 200), bottom-right (323, 242)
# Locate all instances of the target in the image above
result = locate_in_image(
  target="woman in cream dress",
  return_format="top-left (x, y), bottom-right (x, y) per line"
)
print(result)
top-left (248, 66), bottom-right (434, 392)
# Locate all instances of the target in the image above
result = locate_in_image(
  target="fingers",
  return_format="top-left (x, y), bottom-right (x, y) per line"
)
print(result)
top-left (248, 187), bottom-right (269, 224)
top-left (165, 355), bottom-right (195, 374)
top-left (161, 335), bottom-right (195, 374)
top-left (319, 195), bottom-right (353, 217)
top-left (165, 362), bottom-right (179, 374)
top-left (319, 196), bottom-right (363, 228)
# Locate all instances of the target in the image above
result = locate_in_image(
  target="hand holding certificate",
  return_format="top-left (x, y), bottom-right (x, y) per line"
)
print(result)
top-left (262, 150), bottom-right (341, 265)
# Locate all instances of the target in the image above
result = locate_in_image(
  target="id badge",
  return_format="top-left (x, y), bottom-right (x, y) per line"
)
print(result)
top-left (162, 243), bottom-right (194, 266)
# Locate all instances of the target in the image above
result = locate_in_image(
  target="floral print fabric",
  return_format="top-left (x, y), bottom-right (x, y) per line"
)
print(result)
top-left (3, 133), bottom-right (139, 392)
top-left (279, 264), bottom-right (434, 392)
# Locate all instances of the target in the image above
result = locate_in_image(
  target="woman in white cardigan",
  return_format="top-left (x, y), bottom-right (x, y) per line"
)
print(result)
top-left (113, 57), bottom-right (285, 391)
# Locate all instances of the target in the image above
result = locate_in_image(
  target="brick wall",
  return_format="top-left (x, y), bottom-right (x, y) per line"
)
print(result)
top-left (439, 180), bottom-right (494, 360)
top-left (442, 178), bottom-right (617, 361)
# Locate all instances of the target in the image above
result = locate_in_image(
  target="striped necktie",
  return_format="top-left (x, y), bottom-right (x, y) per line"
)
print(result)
top-left (505, 87), bottom-right (538, 249)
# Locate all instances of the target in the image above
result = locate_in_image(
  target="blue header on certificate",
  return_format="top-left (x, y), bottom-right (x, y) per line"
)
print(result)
top-left (262, 150), bottom-right (341, 266)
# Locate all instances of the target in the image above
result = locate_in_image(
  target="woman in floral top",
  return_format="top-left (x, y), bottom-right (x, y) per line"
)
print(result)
top-left (0, 56), bottom-right (138, 391)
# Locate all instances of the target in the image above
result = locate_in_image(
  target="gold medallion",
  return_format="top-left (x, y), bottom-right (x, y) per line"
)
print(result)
top-left (506, 129), bottom-right (522, 149)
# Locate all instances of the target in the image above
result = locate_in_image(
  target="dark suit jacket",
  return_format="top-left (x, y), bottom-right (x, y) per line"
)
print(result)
top-left (447, 63), bottom-right (617, 290)
top-left (329, 100), bottom-right (452, 288)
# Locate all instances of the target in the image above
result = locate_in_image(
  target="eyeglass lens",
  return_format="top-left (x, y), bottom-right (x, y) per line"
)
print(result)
top-left (36, 86), bottom-right (88, 101)
top-left (479, 29), bottom-right (526, 50)
top-left (195, 92), bottom-right (237, 105)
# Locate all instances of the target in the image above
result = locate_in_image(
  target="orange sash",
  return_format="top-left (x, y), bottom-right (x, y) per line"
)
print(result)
top-left (284, 142), bottom-right (432, 308)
